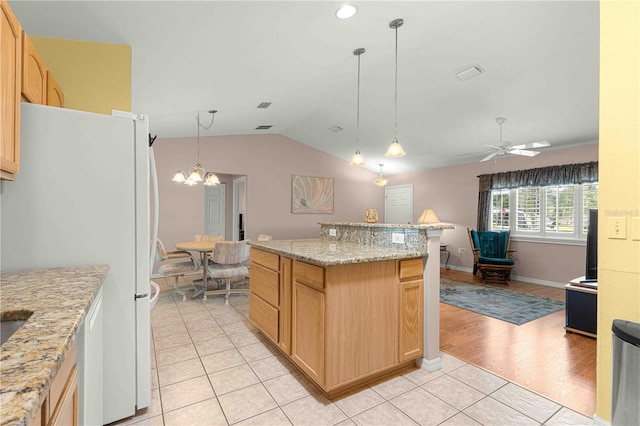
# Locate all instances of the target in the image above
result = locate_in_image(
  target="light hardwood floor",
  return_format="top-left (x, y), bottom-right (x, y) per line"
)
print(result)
top-left (439, 268), bottom-right (597, 417)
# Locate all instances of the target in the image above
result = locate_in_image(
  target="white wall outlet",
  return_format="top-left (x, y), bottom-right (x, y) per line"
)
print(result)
top-left (329, 228), bottom-right (337, 237)
top-left (392, 233), bottom-right (405, 244)
top-left (457, 248), bottom-right (462, 254)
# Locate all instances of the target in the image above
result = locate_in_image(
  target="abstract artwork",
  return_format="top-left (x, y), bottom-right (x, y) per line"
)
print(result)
top-left (291, 175), bottom-right (334, 214)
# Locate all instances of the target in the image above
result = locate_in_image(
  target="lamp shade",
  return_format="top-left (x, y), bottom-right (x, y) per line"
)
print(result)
top-left (418, 209), bottom-right (440, 224)
top-left (385, 139), bottom-right (406, 158)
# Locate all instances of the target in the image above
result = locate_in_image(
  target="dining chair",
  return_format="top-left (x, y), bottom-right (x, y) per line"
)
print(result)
top-left (155, 239), bottom-right (201, 301)
top-left (205, 241), bottom-right (250, 304)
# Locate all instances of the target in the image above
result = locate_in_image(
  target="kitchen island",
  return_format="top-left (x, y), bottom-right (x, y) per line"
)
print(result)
top-left (248, 222), bottom-right (452, 397)
top-left (0, 265), bottom-right (107, 426)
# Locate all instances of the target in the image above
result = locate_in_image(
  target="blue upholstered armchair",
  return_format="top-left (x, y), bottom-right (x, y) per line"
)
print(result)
top-left (467, 229), bottom-right (515, 284)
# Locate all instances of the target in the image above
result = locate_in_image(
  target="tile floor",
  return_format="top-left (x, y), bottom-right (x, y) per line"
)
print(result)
top-left (114, 291), bottom-right (594, 426)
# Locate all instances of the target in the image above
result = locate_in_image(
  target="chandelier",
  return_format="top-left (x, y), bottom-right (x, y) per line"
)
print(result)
top-left (172, 110), bottom-right (220, 186)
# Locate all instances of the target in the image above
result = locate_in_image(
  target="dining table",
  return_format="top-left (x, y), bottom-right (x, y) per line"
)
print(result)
top-left (175, 240), bottom-right (217, 297)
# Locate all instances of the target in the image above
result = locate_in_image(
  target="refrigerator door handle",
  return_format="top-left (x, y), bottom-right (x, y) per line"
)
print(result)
top-left (134, 294), bottom-right (149, 299)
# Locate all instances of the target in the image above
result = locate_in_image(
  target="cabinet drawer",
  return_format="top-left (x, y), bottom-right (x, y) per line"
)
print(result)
top-left (250, 263), bottom-right (279, 307)
top-left (399, 258), bottom-right (423, 280)
top-left (50, 339), bottom-right (76, 410)
top-left (250, 293), bottom-right (279, 343)
top-left (293, 261), bottom-right (324, 291)
top-left (251, 248), bottom-right (279, 271)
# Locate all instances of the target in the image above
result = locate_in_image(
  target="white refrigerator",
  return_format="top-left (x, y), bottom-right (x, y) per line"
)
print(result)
top-left (0, 102), bottom-right (156, 424)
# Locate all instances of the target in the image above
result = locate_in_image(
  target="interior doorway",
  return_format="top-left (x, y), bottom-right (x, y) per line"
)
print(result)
top-left (384, 184), bottom-right (413, 224)
top-left (232, 176), bottom-right (247, 241)
top-left (204, 183), bottom-right (226, 238)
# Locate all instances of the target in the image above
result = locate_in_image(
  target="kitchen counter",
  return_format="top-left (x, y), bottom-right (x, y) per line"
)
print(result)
top-left (0, 265), bottom-right (108, 426)
top-left (248, 238), bottom-right (426, 266)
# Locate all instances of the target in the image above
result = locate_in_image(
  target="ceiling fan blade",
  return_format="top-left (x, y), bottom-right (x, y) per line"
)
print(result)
top-left (456, 150), bottom-right (490, 157)
top-left (511, 140), bottom-right (551, 149)
top-left (481, 152), bottom-right (498, 162)
top-left (509, 149), bottom-right (540, 157)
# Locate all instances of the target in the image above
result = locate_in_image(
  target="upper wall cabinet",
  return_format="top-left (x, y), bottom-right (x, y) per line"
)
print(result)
top-left (1, 0), bottom-right (64, 180)
top-left (47, 72), bottom-right (64, 107)
top-left (22, 33), bottom-right (47, 104)
top-left (1, 0), bottom-right (22, 180)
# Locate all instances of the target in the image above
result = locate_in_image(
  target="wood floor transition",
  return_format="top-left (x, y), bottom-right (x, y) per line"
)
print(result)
top-left (439, 268), bottom-right (597, 417)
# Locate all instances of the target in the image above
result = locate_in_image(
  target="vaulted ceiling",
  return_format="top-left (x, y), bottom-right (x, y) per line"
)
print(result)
top-left (11, 1), bottom-right (599, 175)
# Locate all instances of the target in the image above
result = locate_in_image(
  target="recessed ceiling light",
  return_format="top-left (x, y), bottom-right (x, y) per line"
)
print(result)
top-left (336, 4), bottom-right (357, 19)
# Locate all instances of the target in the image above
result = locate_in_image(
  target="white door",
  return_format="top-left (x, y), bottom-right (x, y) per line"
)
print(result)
top-left (385, 184), bottom-right (413, 224)
top-left (205, 183), bottom-right (226, 238)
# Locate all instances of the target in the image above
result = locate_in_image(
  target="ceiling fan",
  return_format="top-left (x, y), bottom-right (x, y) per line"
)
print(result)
top-left (469, 118), bottom-right (551, 162)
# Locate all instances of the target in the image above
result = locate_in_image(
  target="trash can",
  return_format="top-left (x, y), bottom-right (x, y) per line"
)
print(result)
top-left (611, 319), bottom-right (640, 426)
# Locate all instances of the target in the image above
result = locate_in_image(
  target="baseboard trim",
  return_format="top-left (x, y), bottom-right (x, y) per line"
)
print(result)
top-left (415, 356), bottom-right (442, 372)
top-left (442, 266), bottom-right (566, 289)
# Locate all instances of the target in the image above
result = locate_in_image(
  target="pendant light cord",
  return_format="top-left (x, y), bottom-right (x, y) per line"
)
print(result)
top-left (356, 51), bottom-right (361, 150)
top-left (195, 110), bottom-right (217, 162)
top-left (394, 24), bottom-right (398, 140)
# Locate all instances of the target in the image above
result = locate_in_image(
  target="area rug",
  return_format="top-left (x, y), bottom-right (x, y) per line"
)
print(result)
top-left (440, 278), bottom-right (565, 325)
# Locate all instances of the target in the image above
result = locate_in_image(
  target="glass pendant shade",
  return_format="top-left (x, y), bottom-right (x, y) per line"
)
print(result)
top-left (374, 163), bottom-right (388, 186)
top-left (385, 138), bottom-right (406, 158)
top-left (204, 172), bottom-right (220, 186)
top-left (374, 176), bottom-right (388, 187)
top-left (349, 150), bottom-right (365, 166)
top-left (172, 171), bottom-right (187, 182)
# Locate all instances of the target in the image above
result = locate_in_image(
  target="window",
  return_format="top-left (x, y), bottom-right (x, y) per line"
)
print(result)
top-left (489, 182), bottom-right (598, 241)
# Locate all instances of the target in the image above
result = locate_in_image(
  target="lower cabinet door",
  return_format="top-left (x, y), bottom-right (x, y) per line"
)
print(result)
top-left (49, 365), bottom-right (78, 426)
top-left (399, 279), bottom-right (424, 362)
top-left (292, 282), bottom-right (325, 386)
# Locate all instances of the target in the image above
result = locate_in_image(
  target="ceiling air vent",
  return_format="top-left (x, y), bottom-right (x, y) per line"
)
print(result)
top-left (329, 126), bottom-right (344, 133)
top-left (255, 125), bottom-right (273, 130)
top-left (456, 65), bottom-right (485, 81)
top-left (257, 102), bottom-right (271, 109)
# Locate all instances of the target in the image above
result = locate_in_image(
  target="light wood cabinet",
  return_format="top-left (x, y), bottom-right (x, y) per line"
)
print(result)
top-left (32, 340), bottom-right (79, 426)
top-left (46, 72), bottom-right (64, 107)
top-left (21, 33), bottom-right (47, 104)
top-left (398, 259), bottom-right (424, 362)
top-left (250, 247), bottom-right (424, 397)
top-left (0, 0), bottom-right (22, 180)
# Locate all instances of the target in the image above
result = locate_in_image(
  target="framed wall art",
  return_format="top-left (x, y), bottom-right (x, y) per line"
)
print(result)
top-left (291, 175), bottom-right (334, 214)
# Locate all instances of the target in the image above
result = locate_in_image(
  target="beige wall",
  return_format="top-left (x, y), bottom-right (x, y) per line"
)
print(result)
top-left (30, 36), bottom-right (131, 114)
top-left (153, 134), bottom-right (383, 252)
top-left (391, 143), bottom-right (599, 286)
top-left (597, 0), bottom-right (640, 422)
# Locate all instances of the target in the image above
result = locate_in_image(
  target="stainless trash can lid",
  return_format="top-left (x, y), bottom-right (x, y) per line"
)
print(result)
top-left (612, 319), bottom-right (640, 347)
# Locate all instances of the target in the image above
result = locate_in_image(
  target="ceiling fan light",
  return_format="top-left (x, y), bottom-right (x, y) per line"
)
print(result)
top-left (172, 171), bottom-right (187, 182)
top-left (385, 139), bottom-right (406, 158)
top-left (349, 151), bottom-right (366, 166)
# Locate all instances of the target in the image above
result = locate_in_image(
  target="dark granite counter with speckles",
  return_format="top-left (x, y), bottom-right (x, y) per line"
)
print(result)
top-left (0, 265), bottom-right (108, 426)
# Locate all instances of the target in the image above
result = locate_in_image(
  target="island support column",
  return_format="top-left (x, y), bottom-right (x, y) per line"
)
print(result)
top-left (416, 229), bottom-right (443, 371)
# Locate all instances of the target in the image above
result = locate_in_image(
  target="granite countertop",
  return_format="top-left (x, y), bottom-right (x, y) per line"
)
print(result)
top-left (248, 239), bottom-right (426, 266)
top-left (0, 265), bottom-right (108, 426)
top-left (318, 221), bottom-right (456, 230)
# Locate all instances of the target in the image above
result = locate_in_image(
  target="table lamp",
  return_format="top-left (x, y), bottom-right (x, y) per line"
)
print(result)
top-left (418, 209), bottom-right (440, 224)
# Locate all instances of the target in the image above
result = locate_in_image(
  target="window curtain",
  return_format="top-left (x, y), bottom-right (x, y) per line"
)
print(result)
top-left (476, 161), bottom-right (598, 230)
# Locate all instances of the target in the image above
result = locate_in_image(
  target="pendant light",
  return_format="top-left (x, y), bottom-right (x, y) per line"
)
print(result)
top-left (385, 18), bottom-right (406, 158)
top-left (349, 47), bottom-right (366, 166)
top-left (172, 110), bottom-right (221, 186)
top-left (374, 163), bottom-right (388, 186)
